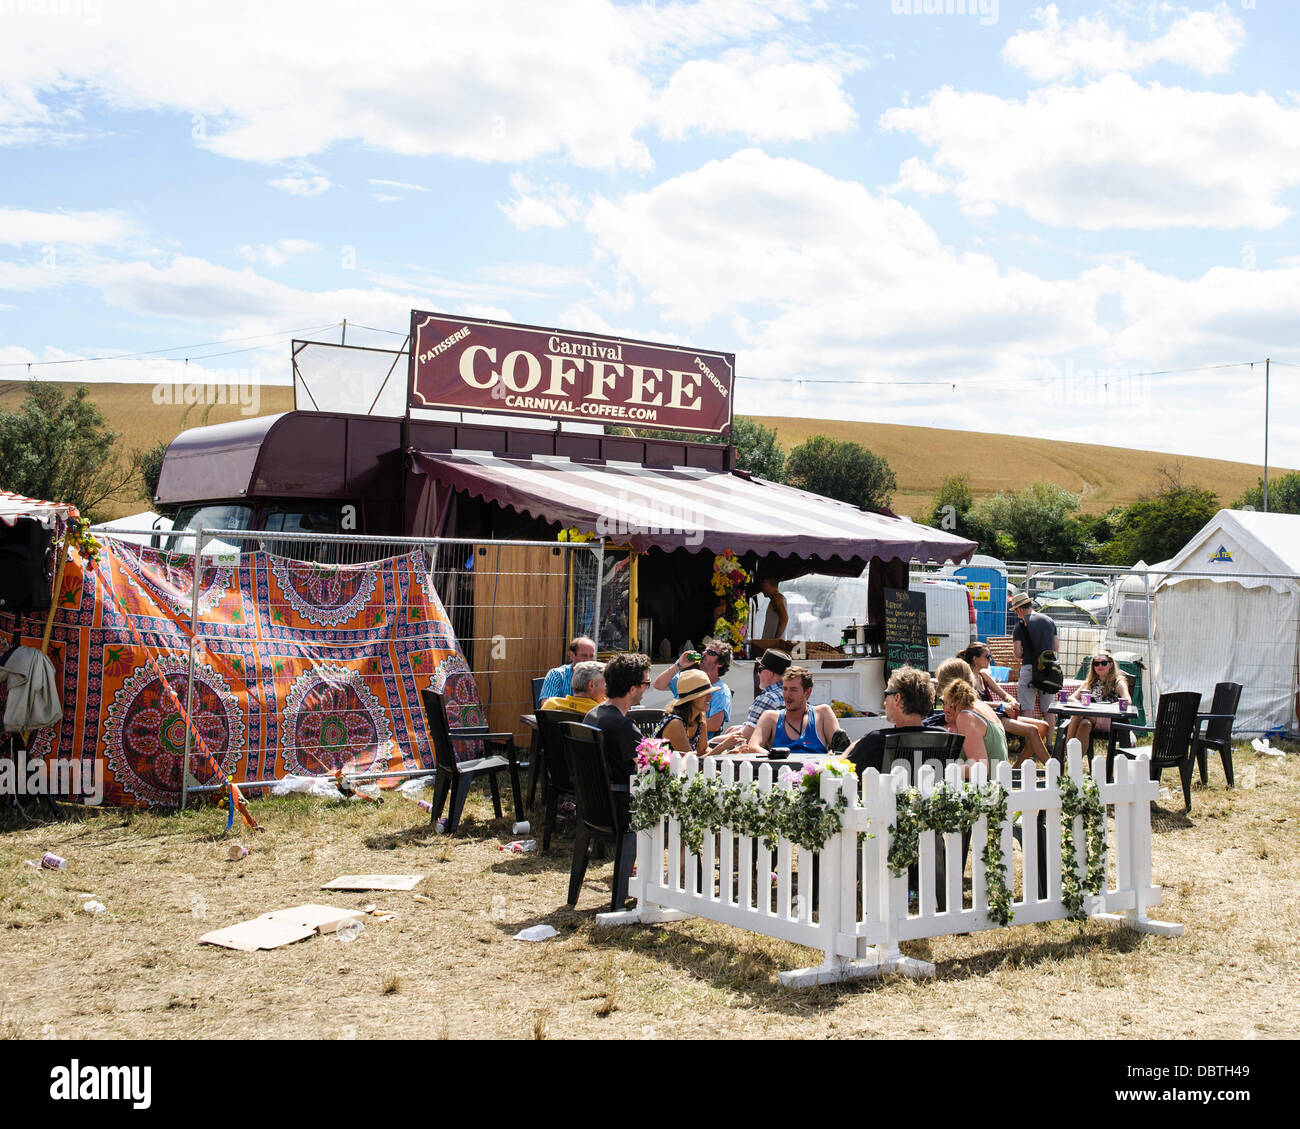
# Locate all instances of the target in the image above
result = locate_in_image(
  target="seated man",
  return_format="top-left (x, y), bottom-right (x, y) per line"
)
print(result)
top-left (540, 660), bottom-right (605, 715)
top-left (538, 635), bottom-right (596, 704)
top-left (848, 665), bottom-right (943, 775)
top-left (583, 652), bottom-right (651, 825)
top-left (653, 638), bottom-right (734, 736)
top-left (747, 665), bottom-right (841, 756)
top-left (711, 648), bottom-right (790, 753)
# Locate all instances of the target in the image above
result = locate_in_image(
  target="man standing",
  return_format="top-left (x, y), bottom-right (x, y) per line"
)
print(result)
top-left (712, 648), bottom-right (790, 753)
top-left (540, 661), bottom-right (606, 714)
top-left (1010, 592), bottom-right (1059, 721)
top-left (747, 666), bottom-right (841, 755)
top-left (538, 635), bottom-right (596, 704)
top-left (652, 639), bottom-right (733, 736)
top-left (583, 653), bottom-right (651, 810)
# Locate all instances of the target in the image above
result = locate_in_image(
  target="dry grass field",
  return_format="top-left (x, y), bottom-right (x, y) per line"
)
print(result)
top-left (2, 381), bottom-right (1285, 524)
top-left (750, 415), bottom-right (1290, 520)
top-left (1, 744), bottom-right (1296, 1041)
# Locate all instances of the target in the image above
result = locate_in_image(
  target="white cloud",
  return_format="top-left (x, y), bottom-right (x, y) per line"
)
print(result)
top-left (583, 149), bottom-right (1300, 461)
top-left (236, 239), bottom-right (321, 267)
top-left (1004, 3), bottom-right (1245, 83)
top-left (497, 174), bottom-right (586, 231)
top-left (885, 156), bottom-right (953, 197)
top-left (0, 208), bottom-right (133, 247)
top-left (368, 179), bottom-right (428, 192)
top-left (268, 174), bottom-right (331, 197)
top-left (0, 1), bottom-right (833, 170)
top-left (656, 44), bottom-right (858, 142)
top-left (881, 75), bottom-right (1300, 229)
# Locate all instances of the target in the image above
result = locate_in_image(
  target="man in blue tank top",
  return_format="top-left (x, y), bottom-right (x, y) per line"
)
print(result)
top-left (746, 665), bottom-right (841, 756)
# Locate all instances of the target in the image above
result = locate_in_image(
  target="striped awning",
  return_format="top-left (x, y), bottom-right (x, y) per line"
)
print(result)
top-left (411, 450), bottom-right (975, 564)
top-left (0, 489), bottom-right (78, 529)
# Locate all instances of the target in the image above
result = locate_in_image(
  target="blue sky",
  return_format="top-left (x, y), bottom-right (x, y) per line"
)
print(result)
top-left (2, 0), bottom-right (1299, 472)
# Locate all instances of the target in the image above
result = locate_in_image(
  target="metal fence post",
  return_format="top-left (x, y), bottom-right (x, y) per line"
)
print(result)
top-left (180, 527), bottom-right (202, 810)
top-left (1142, 568), bottom-right (1153, 716)
top-left (591, 539), bottom-right (605, 651)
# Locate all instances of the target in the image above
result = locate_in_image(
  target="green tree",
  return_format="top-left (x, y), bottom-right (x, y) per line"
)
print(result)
top-left (1102, 467), bottom-right (1219, 566)
top-left (784, 434), bottom-right (897, 511)
top-left (1234, 471), bottom-right (1300, 514)
top-left (133, 439), bottom-right (171, 506)
top-left (968, 480), bottom-right (1085, 561)
top-left (0, 381), bottom-right (134, 520)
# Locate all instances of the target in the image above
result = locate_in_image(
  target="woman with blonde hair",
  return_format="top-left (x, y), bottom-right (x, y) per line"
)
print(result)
top-left (956, 642), bottom-right (1052, 766)
top-left (942, 677), bottom-right (1008, 771)
top-left (1064, 650), bottom-right (1130, 751)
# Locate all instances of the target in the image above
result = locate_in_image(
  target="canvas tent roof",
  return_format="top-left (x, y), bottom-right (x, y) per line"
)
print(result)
top-left (411, 449), bottom-right (976, 565)
top-left (1158, 509), bottom-right (1300, 594)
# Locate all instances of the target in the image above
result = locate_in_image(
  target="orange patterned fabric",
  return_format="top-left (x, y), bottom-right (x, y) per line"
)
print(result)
top-left (0, 541), bottom-right (473, 806)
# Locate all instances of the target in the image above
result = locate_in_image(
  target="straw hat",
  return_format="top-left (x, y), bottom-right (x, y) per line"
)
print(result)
top-left (670, 669), bottom-right (713, 708)
top-left (1010, 592), bottom-right (1032, 610)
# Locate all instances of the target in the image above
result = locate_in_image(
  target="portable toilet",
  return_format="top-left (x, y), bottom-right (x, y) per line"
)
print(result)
top-left (954, 562), bottom-right (1007, 640)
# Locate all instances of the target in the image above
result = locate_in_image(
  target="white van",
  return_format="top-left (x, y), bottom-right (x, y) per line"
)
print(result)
top-left (756, 573), bottom-right (975, 670)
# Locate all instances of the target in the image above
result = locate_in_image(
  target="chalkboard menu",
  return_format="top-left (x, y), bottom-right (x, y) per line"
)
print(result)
top-left (884, 587), bottom-right (929, 675)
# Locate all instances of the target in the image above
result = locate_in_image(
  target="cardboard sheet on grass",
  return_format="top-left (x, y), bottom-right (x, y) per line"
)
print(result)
top-left (201, 904), bottom-right (367, 951)
top-left (0, 540), bottom-right (486, 806)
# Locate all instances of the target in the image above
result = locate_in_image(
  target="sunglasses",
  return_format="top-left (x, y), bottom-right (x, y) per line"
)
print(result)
top-left (883, 689), bottom-right (900, 699)
top-left (703, 649), bottom-right (720, 658)
top-left (638, 679), bottom-right (652, 687)
top-left (1093, 659), bottom-right (1112, 667)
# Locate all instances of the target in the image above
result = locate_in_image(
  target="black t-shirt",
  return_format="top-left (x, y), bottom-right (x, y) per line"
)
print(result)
top-left (1012, 611), bottom-right (1057, 665)
top-left (583, 702), bottom-right (641, 785)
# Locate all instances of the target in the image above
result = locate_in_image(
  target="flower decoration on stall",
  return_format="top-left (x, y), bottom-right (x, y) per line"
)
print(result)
top-left (634, 736), bottom-right (672, 774)
top-left (557, 527), bottom-right (596, 543)
top-left (710, 550), bottom-right (750, 649)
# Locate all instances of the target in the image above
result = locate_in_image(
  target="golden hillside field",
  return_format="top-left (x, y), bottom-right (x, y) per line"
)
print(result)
top-left (749, 415), bottom-right (1289, 519)
top-left (0, 381), bottom-right (1286, 521)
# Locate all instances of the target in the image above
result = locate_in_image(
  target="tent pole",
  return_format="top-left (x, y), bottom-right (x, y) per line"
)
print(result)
top-left (1263, 357), bottom-right (1270, 512)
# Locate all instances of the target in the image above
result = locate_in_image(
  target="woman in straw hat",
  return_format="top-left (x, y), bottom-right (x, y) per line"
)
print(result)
top-left (654, 668), bottom-right (713, 757)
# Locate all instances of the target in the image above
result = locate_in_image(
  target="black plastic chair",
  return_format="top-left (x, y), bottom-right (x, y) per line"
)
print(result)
top-left (626, 708), bottom-right (666, 738)
top-left (1192, 681), bottom-right (1242, 788)
top-left (1111, 691), bottom-right (1202, 811)
top-left (560, 721), bottom-right (636, 911)
top-left (882, 729), bottom-right (967, 782)
top-left (535, 708), bottom-right (582, 851)
top-left (530, 676), bottom-right (546, 710)
top-left (421, 688), bottom-right (521, 834)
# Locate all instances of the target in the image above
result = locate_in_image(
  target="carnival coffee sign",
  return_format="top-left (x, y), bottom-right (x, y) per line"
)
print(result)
top-left (408, 311), bottom-right (734, 435)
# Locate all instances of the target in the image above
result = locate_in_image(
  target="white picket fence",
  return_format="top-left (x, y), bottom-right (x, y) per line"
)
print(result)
top-left (595, 741), bottom-right (1183, 987)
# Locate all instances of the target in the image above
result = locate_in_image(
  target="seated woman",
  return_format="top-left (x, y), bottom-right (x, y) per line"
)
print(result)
top-left (942, 677), bottom-right (1008, 773)
top-left (654, 669), bottom-right (712, 758)
top-left (956, 643), bottom-right (1052, 767)
top-left (1065, 651), bottom-right (1130, 751)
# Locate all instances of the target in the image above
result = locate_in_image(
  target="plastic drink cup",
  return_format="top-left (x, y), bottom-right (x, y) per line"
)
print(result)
top-left (1080, 692), bottom-right (1092, 706)
top-left (40, 852), bottom-right (66, 871)
top-left (1118, 699), bottom-right (1130, 714)
top-left (227, 843), bottom-right (248, 860)
top-left (1057, 690), bottom-right (1069, 703)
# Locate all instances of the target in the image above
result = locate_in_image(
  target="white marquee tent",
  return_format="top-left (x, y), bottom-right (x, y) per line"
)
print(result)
top-left (1153, 509), bottom-right (1300, 735)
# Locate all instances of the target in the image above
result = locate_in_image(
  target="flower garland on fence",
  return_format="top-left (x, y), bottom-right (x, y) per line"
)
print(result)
top-left (1059, 773), bottom-right (1107, 920)
top-left (887, 781), bottom-right (1014, 927)
top-left (710, 550), bottom-right (750, 650)
top-left (557, 527), bottom-right (596, 543)
top-left (630, 738), bottom-right (851, 854)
